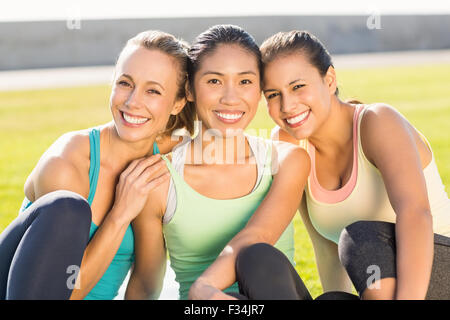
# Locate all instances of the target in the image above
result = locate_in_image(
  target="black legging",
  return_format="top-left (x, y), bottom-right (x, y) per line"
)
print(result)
top-left (339, 220), bottom-right (450, 299)
top-left (234, 242), bottom-right (359, 300)
top-left (0, 190), bottom-right (91, 300)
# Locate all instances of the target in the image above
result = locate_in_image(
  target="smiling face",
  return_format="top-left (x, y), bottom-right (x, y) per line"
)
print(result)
top-left (189, 44), bottom-right (261, 137)
top-left (263, 52), bottom-right (337, 140)
top-left (110, 45), bottom-right (185, 142)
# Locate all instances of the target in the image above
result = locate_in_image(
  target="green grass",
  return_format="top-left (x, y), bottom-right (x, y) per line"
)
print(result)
top-left (1, 64), bottom-right (449, 298)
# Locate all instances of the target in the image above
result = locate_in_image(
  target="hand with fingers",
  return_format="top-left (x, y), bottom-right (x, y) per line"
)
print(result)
top-left (189, 278), bottom-right (238, 300)
top-left (110, 154), bottom-right (170, 224)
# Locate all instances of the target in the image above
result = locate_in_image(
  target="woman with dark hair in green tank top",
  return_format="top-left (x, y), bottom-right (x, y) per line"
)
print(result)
top-left (127, 25), bottom-right (310, 300)
top-left (0, 31), bottom-right (196, 300)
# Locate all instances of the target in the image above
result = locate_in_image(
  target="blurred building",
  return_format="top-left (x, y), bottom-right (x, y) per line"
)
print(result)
top-left (1, 15), bottom-right (450, 70)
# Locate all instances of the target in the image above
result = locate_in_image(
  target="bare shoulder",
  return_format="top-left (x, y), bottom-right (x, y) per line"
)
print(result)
top-left (361, 103), bottom-right (406, 129)
top-left (156, 133), bottom-right (185, 155)
top-left (360, 104), bottom-right (410, 144)
top-left (271, 140), bottom-right (310, 176)
top-left (25, 129), bottom-right (91, 200)
top-left (361, 103), bottom-right (432, 167)
top-left (139, 173), bottom-right (171, 222)
top-left (359, 103), bottom-right (403, 158)
top-left (139, 154), bottom-right (173, 221)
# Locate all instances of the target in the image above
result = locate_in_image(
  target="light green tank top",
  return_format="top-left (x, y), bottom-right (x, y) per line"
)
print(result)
top-left (162, 136), bottom-right (295, 300)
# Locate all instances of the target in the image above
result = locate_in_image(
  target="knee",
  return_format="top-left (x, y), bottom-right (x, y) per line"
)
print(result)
top-left (339, 221), bottom-right (372, 264)
top-left (237, 243), bottom-right (278, 267)
top-left (338, 221), bottom-right (393, 269)
top-left (37, 190), bottom-right (91, 229)
top-left (236, 243), bottom-right (282, 278)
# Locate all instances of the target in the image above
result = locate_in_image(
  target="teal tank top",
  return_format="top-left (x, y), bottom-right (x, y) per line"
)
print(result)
top-left (162, 137), bottom-right (295, 300)
top-left (20, 127), bottom-right (161, 300)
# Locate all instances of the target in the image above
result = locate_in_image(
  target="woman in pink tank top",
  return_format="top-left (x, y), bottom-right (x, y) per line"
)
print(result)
top-left (235, 30), bottom-right (450, 300)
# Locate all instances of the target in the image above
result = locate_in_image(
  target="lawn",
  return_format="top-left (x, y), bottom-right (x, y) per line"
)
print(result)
top-left (1, 63), bottom-right (449, 298)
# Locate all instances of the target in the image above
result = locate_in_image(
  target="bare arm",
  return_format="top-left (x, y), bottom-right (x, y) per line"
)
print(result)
top-left (70, 155), bottom-right (170, 299)
top-left (125, 185), bottom-right (167, 300)
top-left (361, 104), bottom-right (433, 300)
top-left (297, 195), bottom-right (353, 293)
top-left (29, 132), bottom-right (169, 299)
top-left (189, 143), bottom-right (310, 299)
top-left (273, 126), bottom-right (353, 293)
top-left (31, 138), bottom-right (128, 299)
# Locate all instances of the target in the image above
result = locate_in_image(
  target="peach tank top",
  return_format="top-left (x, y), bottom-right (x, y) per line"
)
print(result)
top-left (303, 104), bottom-right (450, 243)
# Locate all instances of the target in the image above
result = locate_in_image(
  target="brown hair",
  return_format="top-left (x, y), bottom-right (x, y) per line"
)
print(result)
top-left (261, 30), bottom-right (363, 103)
top-left (119, 30), bottom-right (196, 136)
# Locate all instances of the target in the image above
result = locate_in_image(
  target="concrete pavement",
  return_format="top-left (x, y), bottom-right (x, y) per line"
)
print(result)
top-left (1, 49), bottom-right (450, 91)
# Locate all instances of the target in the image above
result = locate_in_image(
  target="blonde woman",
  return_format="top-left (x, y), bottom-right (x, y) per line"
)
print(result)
top-left (0, 31), bottom-right (195, 300)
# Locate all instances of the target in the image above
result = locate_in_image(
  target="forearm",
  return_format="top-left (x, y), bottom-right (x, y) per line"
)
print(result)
top-left (124, 274), bottom-right (149, 300)
top-left (314, 245), bottom-right (353, 293)
top-left (395, 210), bottom-right (434, 300)
top-left (125, 267), bottom-right (165, 300)
top-left (125, 210), bottom-right (167, 300)
top-left (318, 262), bottom-right (353, 293)
top-left (190, 230), bottom-right (266, 299)
top-left (70, 208), bottom-right (130, 299)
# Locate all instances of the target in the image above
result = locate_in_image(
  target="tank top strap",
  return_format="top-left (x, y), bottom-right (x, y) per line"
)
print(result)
top-left (245, 133), bottom-right (270, 178)
top-left (153, 140), bottom-right (161, 155)
top-left (356, 104), bottom-right (374, 165)
top-left (87, 127), bottom-right (101, 206)
top-left (307, 104), bottom-right (364, 204)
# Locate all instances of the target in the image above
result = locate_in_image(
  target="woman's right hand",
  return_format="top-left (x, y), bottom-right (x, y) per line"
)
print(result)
top-left (189, 278), bottom-right (238, 300)
top-left (111, 154), bottom-right (170, 224)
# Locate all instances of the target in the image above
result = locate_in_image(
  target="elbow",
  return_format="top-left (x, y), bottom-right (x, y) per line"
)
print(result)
top-left (222, 229), bottom-right (273, 259)
top-left (126, 274), bottom-right (163, 300)
top-left (143, 277), bottom-right (164, 300)
top-left (126, 283), bottom-right (162, 301)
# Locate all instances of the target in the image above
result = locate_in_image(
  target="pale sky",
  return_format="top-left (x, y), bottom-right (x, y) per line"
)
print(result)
top-left (1, 0), bottom-right (450, 21)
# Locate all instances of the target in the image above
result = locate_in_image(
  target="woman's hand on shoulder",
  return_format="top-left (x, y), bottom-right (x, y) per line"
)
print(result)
top-left (111, 154), bottom-right (170, 225)
top-left (125, 158), bottom-right (171, 299)
top-left (189, 278), bottom-right (238, 300)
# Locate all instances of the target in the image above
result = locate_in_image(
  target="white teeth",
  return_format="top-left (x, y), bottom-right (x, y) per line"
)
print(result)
top-left (123, 112), bottom-right (149, 124)
top-left (214, 111), bottom-right (244, 120)
top-left (286, 110), bottom-right (309, 125)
